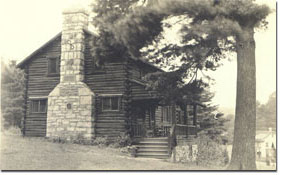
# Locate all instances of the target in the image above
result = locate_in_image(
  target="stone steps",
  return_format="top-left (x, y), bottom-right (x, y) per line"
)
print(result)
top-left (134, 137), bottom-right (170, 159)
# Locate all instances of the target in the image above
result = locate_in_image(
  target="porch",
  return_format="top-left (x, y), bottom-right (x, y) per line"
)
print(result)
top-left (129, 99), bottom-right (199, 138)
top-left (129, 99), bottom-right (201, 159)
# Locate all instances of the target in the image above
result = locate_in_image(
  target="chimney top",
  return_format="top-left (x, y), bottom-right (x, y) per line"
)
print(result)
top-left (63, 7), bottom-right (88, 15)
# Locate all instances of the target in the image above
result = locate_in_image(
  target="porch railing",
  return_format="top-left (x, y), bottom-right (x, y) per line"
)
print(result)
top-left (131, 123), bottom-right (197, 137)
top-left (175, 124), bottom-right (197, 136)
top-left (131, 123), bottom-right (145, 137)
top-left (160, 123), bottom-right (171, 137)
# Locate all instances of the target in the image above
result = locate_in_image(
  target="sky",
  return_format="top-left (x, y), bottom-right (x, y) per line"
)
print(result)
top-left (0, 0), bottom-right (276, 110)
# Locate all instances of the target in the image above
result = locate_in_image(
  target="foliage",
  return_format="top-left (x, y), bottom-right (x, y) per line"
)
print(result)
top-left (112, 132), bottom-right (132, 147)
top-left (173, 135), bottom-right (229, 167)
top-left (71, 133), bottom-right (91, 145)
top-left (50, 133), bottom-right (132, 149)
top-left (193, 135), bottom-right (229, 167)
top-left (256, 92), bottom-right (276, 130)
top-left (143, 71), bottom-right (207, 105)
top-left (223, 114), bottom-right (235, 144)
top-left (119, 146), bottom-right (129, 154)
top-left (90, 0), bottom-right (271, 169)
top-left (91, 136), bottom-right (110, 147)
top-left (195, 90), bottom-right (229, 143)
top-left (110, 0), bottom-right (271, 57)
top-left (1, 61), bottom-right (26, 130)
top-left (89, 0), bottom-right (140, 66)
top-left (51, 136), bottom-right (68, 144)
top-left (2, 126), bottom-right (22, 136)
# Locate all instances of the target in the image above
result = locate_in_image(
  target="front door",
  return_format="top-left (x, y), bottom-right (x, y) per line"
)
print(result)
top-left (131, 104), bottom-right (146, 137)
top-left (131, 101), bottom-right (158, 137)
top-left (145, 106), bottom-right (156, 137)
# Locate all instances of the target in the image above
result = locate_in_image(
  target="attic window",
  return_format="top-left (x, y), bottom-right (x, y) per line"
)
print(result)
top-left (48, 56), bottom-right (60, 75)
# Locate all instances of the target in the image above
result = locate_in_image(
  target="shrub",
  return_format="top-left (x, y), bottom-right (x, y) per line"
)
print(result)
top-left (127, 145), bottom-right (138, 157)
top-left (193, 135), bottom-right (229, 167)
top-left (119, 146), bottom-right (129, 154)
top-left (2, 126), bottom-right (22, 136)
top-left (173, 135), bottom-right (229, 167)
top-left (92, 136), bottom-right (109, 147)
top-left (223, 148), bottom-right (230, 165)
top-left (47, 133), bottom-right (134, 151)
top-left (51, 136), bottom-right (68, 144)
top-left (113, 132), bottom-right (132, 147)
top-left (108, 142), bottom-right (120, 148)
top-left (72, 133), bottom-right (86, 144)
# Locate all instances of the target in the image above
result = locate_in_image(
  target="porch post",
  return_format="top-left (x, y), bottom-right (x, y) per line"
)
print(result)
top-left (184, 103), bottom-right (187, 125)
top-left (172, 105), bottom-right (176, 125)
top-left (193, 104), bottom-right (197, 126)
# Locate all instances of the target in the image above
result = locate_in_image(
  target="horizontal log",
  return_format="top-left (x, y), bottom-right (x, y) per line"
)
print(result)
top-left (96, 120), bottom-right (125, 124)
top-left (25, 129), bottom-right (46, 133)
top-left (25, 126), bottom-right (46, 130)
top-left (25, 122), bottom-right (46, 126)
top-left (95, 128), bottom-right (126, 132)
top-left (24, 133), bottom-right (46, 137)
top-left (26, 115), bottom-right (47, 119)
top-left (96, 125), bottom-right (125, 129)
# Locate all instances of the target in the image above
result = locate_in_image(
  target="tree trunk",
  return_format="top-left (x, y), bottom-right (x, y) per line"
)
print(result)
top-left (228, 27), bottom-right (257, 170)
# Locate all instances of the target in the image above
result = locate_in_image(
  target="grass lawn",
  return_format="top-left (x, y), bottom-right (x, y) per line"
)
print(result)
top-left (1, 132), bottom-right (216, 171)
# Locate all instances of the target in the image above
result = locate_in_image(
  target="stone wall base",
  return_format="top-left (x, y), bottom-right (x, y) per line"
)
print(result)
top-left (47, 82), bottom-right (95, 140)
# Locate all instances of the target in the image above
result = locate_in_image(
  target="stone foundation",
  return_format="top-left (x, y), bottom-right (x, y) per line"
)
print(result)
top-left (171, 137), bottom-right (198, 163)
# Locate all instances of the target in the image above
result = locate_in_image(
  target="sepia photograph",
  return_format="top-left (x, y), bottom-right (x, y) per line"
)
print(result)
top-left (0, 0), bottom-right (277, 172)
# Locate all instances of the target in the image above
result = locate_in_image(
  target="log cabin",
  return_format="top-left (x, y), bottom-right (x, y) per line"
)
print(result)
top-left (17, 8), bottom-right (199, 158)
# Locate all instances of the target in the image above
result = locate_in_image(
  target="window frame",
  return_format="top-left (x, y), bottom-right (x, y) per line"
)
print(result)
top-left (47, 56), bottom-right (60, 76)
top-left (162, 106), bottom-right (172, 123)
top-left (101, 95), bottom-right (121, 112)
top-left (30, 98), bottom-right (48, 114)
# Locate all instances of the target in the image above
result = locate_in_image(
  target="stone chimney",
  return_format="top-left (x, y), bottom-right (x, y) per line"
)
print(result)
top-left (46, 8), bottom-right (95, 140)
top-left (61, 8), bottom-right (88, 83)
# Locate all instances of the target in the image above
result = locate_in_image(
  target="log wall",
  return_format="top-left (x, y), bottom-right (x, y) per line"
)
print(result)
top-left (24, 37), bottom-right (61, 137)
top-left (84, 34), bottom-right (127, 138)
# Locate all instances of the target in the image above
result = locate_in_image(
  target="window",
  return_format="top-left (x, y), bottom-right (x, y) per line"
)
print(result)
top-left (31, 99), bottom-right (47, 113)
top-left (162, 106), bottom-right (172, 123)
top-left (48, 57), bottom-right (60, 75)
top-left (102, 96), bottom-right (120, 111)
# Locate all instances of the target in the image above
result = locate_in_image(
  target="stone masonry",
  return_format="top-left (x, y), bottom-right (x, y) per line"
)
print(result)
top-left (47, 8), bottom-right (95, 140)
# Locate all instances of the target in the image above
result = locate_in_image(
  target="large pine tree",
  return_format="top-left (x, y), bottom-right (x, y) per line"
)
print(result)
top-left (90, 0), bottom-right (271, 169)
